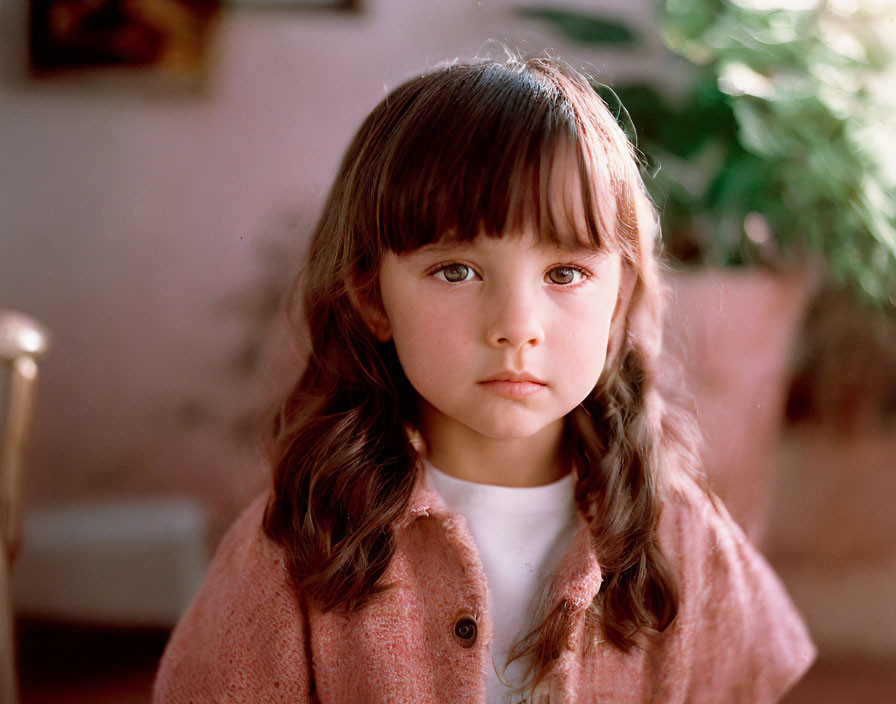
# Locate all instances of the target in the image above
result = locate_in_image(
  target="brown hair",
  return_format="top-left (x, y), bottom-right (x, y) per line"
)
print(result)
top-left (263, 55), bottom-right (700, 694)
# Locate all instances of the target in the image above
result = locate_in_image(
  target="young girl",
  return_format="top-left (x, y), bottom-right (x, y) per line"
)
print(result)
top-left (154, 56), bottom-right (815, 703)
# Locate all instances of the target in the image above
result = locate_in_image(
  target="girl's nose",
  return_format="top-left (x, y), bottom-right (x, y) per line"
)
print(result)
top-left (485, 286), bottom-right (545, 351)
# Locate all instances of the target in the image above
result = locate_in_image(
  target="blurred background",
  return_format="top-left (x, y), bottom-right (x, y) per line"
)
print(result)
top-left (1, 0), bottom-right (895, 701)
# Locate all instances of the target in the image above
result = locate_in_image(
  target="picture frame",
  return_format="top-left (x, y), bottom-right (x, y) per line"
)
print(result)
top-left (28, 0), bottom-right (221, 82)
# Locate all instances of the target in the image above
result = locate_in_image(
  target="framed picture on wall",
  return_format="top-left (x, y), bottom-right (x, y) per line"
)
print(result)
top-left (225, 0), bottom-right (360, 7)
top-left (28, 0), bottom-right (221, 82)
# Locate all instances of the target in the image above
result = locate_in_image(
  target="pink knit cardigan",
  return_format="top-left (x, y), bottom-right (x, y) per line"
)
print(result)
top-left (154, 476), bottom-right (815, 703)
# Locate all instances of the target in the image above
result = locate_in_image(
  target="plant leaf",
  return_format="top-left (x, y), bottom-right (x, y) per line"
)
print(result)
top-left (515, 7), bottom-right (639, 46)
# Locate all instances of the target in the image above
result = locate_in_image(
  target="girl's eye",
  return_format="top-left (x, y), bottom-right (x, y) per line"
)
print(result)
top-left (546, 266), bottom-right (587, 286)
top-left (436, 264), bottom-right (474, 283)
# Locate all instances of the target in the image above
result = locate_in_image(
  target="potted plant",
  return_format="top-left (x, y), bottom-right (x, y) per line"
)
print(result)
top-left (519, 0), bottom-right (896, 539)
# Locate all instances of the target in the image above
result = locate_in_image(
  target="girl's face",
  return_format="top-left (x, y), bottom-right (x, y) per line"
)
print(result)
top-left (374, 233), bottom-right (624, 445)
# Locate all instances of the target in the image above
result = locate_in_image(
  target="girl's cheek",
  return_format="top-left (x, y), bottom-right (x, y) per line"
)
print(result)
top-left (418, 292), bottom-right (473, 328)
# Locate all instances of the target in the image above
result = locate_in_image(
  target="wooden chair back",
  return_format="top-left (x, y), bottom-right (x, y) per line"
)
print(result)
top-left (0, 310), bottom-right (51, 704)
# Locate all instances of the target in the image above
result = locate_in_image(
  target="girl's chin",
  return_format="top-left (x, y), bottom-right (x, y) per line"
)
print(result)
top-left (416, 398), bottom-right (567, 443)
top-left (460, 417), bottom-right (565, 442)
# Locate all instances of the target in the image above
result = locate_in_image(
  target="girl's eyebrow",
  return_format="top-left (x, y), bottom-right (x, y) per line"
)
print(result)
top-left (402, 240), bottom-right (609, 261)
top-left (400, 241), bottom-right (473, 258)
top-left (545, 243), bottom-right (609, 261)
top-left (418, 240), bottom-right (471, 253)
top-left (556, 243), bottom-right (604, 255)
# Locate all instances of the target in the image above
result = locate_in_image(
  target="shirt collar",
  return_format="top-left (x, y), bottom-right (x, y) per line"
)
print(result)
top-left (399, 460), bottom-right (603, 609)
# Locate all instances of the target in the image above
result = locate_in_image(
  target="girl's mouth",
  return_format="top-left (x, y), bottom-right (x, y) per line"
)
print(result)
top-left (477, 379), bottom-right (547, 399)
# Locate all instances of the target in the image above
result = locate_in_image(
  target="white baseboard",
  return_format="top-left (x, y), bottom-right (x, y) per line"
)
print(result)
top-left (12, 499), bottom-right (209, 628)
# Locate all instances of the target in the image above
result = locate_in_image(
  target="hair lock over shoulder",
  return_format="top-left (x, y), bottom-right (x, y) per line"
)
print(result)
top-left (263, 53), bottom-right (701, 698)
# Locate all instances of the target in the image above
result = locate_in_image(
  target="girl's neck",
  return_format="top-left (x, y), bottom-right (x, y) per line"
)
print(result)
top-left (418, 405), bottom-right (569, 487)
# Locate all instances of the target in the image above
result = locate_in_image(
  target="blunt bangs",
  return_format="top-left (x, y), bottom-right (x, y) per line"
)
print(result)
top-left (368, 60), bottom-right (629, 255)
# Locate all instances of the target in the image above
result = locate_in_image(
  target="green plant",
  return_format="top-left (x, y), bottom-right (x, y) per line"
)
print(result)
top-left (520, 1), bottom-right (896, 304)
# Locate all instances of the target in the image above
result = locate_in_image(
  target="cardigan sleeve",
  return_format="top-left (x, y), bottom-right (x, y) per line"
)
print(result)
top-left (153, 494), bottom-right (314, 704)
top-left (658, 480), bottom-right (816, 703)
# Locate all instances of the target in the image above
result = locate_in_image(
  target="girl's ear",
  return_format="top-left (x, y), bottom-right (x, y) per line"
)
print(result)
top-left (346, 276), bottom-right (393, 342)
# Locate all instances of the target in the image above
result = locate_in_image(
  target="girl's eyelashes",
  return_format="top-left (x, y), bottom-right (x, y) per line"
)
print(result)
top-left (432, 263), bottom-right (478, 283)
top-left (545, 265), bottom-right (589, 286)
top-left (428, 262), bottom-right (591, 286)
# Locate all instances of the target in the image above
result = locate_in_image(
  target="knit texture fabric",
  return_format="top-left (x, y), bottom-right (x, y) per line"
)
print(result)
top-left (154, 474), bottom-right (815, 703)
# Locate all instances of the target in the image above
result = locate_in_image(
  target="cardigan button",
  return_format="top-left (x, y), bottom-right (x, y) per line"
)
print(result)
top-left (453, 617), bottom-right (478, 648)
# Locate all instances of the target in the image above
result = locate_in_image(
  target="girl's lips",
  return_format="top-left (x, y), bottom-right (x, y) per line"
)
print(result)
top-left (478, 380), bottom-right (546, 399)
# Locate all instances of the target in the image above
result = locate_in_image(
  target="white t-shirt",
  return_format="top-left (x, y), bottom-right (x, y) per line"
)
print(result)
top-left (424, 460), bottom-right (580, 704)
